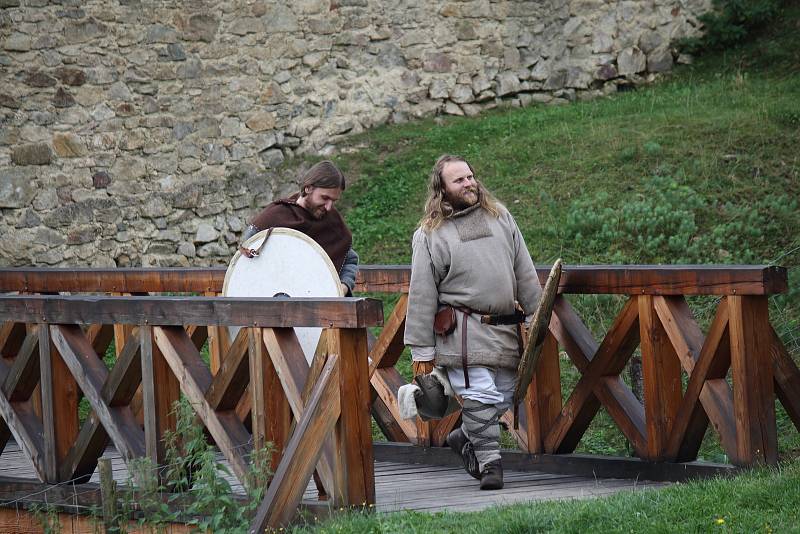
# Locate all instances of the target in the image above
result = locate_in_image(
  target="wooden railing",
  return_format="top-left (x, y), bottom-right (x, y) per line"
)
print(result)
top-left (0, 265), bottom-right (797, 524)
top-left (0, 286), bottom-right (382, 529)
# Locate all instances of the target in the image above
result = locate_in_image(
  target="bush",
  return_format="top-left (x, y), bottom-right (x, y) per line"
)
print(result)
top-left (681, 0), bottom-right (784, 53)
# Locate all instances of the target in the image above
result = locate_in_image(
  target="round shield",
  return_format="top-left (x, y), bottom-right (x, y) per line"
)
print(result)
top-left (222, 227), bottom-right (343, 364)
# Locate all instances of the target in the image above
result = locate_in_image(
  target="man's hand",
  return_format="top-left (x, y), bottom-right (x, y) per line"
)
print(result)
top-left (239, 246), bottom-right (258, 258)
top-left (340, 282), bottom-right (350, 296)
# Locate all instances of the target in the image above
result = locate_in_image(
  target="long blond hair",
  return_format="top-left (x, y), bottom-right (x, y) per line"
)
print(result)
top-left (420, 154), bottom-right (501, 231)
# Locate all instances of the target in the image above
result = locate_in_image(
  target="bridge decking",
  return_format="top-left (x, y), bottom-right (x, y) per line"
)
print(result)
top-left (0, 442), bottom-right (667, 515)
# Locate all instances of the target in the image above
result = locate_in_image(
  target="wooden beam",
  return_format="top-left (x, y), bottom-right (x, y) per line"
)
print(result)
top-left (770, 326), bottom-right (800, 431)
top-left (522, 331), bottom-right (562, 453)
top-left (205, 327), bottom-right (250, 411)
top-left (0, 265), bottom-right (787, 296)
top-left (249, 354), bottom-right (341, 531)
top-left (728, 296), bottom-right (777, 465)
top-left (545, 298), bottom-right (645, 455)
top-left (49, 325), bottom-right (145, 460)
top-left (262, 327), bottom-right (338, 500)
top-left (639, 295), bottom-right (682, 461)
top-left (369, 294), bottom-right (408, 374)
top-left (371, 367), bottom-right (417, 443)
top-left (663, 300), bottom-right (734, 462)
top-left (330, 328), bottom-right (375, 506)
top-left (153, 326), bottom-right (252, 483)
top-left (0, 295), bottom-right (385, 329)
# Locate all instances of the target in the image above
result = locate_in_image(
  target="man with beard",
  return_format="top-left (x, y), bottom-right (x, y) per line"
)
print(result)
top-left (404, 154), bottom-right (541, 490)
top-left (239, 160), bottom-right (359, 295)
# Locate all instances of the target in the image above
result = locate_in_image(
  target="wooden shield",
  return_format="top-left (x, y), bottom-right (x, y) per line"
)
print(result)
top-left (223, 227), bottom-right (343, 364)
top-left (512, 259), bottom-right (562, 412)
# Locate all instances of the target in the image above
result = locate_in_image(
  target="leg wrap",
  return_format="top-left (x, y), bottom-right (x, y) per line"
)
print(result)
top-left (461, 398), bottom-right (501, 470)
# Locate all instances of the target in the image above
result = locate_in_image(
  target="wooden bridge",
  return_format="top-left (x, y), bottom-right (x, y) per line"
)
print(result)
top-left (0, 265), bottom-right (796, 531)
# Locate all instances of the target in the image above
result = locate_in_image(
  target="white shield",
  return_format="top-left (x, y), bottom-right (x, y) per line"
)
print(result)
top-left (222, 227), bottom-right (343, 363)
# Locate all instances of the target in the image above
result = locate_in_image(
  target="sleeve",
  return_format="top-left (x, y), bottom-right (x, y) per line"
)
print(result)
top-left (403, 229), bottom-right (440, 349)
top-left (339, 248), bottom-right (360, 294)
top-left (240, 224), bottom-right (260, 245)
top-left (508, 212), bottom-right (542, 314)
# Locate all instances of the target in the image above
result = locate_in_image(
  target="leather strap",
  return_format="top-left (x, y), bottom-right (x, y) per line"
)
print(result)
top-left (461, 309), bottom-right (470, 389)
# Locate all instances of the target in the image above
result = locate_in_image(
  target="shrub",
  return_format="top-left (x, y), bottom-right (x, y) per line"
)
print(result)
top-left (681, 0), bottom-right (784, 53)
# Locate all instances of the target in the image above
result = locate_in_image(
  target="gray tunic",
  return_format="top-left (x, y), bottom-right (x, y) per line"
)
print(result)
top-left (404, 204), bottom-right (542, 370)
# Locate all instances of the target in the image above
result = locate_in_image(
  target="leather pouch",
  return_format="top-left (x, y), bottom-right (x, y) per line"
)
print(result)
top-left (433, 306), bottom-right (457, 336)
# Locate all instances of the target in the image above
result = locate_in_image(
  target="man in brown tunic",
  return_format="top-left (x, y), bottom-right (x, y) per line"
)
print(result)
top-left (240, 160), bottom-right (359, 295)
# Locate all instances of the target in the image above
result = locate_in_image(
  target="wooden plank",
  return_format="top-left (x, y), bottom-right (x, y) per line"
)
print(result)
top-left (38, 324), bottom-right (57, 482)
top-left (49, 325), bottom-right (145, 460)
top-left (728, 296), bottom-right (777, 465)
top-left (139, 325), bottom-right (159, 464)
top-left (544, 298), bottom-right (644, 455)
top-left (770, 326), bottom-right (800, 431)
top-left (248, 327), bottom-right (267, 452)
top-left (431, 408), bottom-right (461, 448)
top-left (369, 294), bottom-right (408, 373)
top-left (371, 367), bottom-right (417, 443)
top-left (249, 354), bottom-right (341, 531)
top-left (371, 442), bottom-right (737, 482)
top-left (206, 327), bottom-right (250, 411)
top-left (249, 354), bottom-right (341, 533)
top-left (330, 329), bottom-right (374, 506)
top-left (86, 323), bottom-right (114, 361)
top-left (665, 300), bottom-right (734, 461)
top-left (0, 265), bottom-right (787, 296)
top-left (4, 325), bottom-right (40, 402)
top-left (0, 295), bottom-right (385, 328)
top-left (151, 328), bottom-right (179, 463)
top-left (0, 397), bottom-right (45, 480)
top-left (523, 331), bottom-right (561, 453)
top-left (262, 327), bottom-right (337, 500)
top-left (205, 291), bottom-right (228, 375)
top-left (411, 360), bottom-right (432, 447)
top-left (153, 326), bottom-right (252, 483)
top-left (0, 322), bottom-right (26, 358)
top-left (101, 328), bottom-right (141, 406)
top-left (638, 295), bottom-right (682, 461)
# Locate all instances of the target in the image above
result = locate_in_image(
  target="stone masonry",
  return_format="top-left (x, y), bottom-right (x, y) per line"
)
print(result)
top-left (0, 0), bottom-right (710, 267)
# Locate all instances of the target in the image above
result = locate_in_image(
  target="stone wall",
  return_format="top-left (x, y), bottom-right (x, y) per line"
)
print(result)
top-left (0, 0), bottom-right (710, 267)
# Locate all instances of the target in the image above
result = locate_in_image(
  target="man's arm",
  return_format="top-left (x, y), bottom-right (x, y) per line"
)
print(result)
top-left (508, 212), bottom-right (542, 314)
top-left (339, 248), bottom-right (359, 296)
top-left (404, 230), bottom-right (439, 360)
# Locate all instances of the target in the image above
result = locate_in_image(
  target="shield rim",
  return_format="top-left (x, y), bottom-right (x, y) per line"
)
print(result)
top-left (222, 226), bottom-right (344, 299)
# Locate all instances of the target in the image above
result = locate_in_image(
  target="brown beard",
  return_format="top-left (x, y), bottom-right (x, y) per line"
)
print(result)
top-left (446, 188), bottom-right (479, 210)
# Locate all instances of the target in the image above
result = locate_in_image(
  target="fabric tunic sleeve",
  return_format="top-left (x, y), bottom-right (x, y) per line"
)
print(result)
top-left (404, 229), bottom-right (440, 349)
top-left (508, 212), bottom-right (542, 314)
top-left (339, 248), bottom-right (359, 293)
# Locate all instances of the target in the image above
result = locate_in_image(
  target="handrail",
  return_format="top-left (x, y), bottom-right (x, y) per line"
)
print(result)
top-left (0, 265), bottom-right (788, 295)
top-left (0, 295), bottom-right (384, 328)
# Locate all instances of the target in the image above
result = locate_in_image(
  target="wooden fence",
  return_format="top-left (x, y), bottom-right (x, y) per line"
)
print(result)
top-left (0, 265), bottom-right (797, 529)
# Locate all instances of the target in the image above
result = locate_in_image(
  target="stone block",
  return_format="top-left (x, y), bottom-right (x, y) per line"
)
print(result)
top-left (24, 70), bottom-right (57, 87)
top-left (423, 52), bottom-right (452, 73)
top-left (183, 14), bottom-right (219, 42)
top-left (617, 46), bottom-right (646, 76)
top-left (3, 33), bottom-right (32, 52)
top-left (52, 133), bottom-right (88, 157)
top-left (53, 87), bottom-right (76, 108)
top-left (11, 143), bottom-right (52, 165)
top-left (647, 47), bottom-right (673, 73)
top-left (0, 168), bottom-right (38, 208)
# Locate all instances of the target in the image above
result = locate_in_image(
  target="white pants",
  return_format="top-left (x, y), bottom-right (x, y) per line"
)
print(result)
top-left (446, 365), bottom-right (516, 413)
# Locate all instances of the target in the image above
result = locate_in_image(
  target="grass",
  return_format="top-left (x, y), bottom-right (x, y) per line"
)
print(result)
top-left (290, 458), bottom-right (800, 533)
top-left (284, 3), bottom-right (800, 531)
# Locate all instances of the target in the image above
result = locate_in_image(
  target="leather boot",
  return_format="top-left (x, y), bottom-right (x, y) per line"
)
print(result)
top-left (479, 460), bottom-right (504, 490)
top-left (447, 428), bottom-right (480, 479)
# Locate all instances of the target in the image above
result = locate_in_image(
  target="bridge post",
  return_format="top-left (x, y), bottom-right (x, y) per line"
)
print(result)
top-left (728, 295), bottom-right (778, 465)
